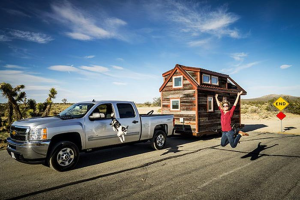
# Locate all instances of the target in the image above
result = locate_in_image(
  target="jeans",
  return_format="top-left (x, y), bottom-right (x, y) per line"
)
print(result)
top-left (221, 129), bottom-right (241, 148)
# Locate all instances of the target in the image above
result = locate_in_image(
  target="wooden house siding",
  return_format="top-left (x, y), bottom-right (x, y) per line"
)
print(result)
top-left (161, 70), bottom-right (197, 133)
top-left (186, 70), bottom-right (198, 83)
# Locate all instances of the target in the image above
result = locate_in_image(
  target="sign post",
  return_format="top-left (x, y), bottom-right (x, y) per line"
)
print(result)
top-left (273, 97), bottom-right (289, 133)
top-left (276, 112), bottom-right (286, 132)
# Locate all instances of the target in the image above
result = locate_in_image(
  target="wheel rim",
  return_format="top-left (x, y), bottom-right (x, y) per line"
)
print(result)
top-left (156, 134), bottom-right (165, 147)
top-left (57, 147), bottom-right (75, 167)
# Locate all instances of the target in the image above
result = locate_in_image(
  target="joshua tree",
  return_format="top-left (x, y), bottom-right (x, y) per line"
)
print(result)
top-left (62, 98), bottom-right (67, 104)
top-left (0, 82), bottom-right (25, 125)
top-left (42, 88), bottom-right (57, 117)
top-left (27, 99), bottom-right (37, 112)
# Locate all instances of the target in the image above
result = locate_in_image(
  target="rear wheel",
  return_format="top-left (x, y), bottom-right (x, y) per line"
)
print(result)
top-left (49, 141), bottom-right (79, 172)
top-left (150, 130), bottom-right (167, 150)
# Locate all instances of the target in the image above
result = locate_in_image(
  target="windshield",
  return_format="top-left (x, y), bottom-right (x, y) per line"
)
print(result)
top-left (59, 103), bottom-right (95, 118)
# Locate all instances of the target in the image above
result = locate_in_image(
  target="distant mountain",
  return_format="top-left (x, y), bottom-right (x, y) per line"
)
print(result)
top-left (242, 94), bottom-right (300, 102)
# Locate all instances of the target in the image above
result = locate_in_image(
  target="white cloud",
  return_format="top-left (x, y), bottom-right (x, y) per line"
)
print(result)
top-left (230, 52), bottom-right (248, 61)
top-left (222, 62), bottom-right (260, 74)
top-left (49, 1), bottom-right (127, 41)
top-left (4, 64), bottom-right (26, 69)
top-left (84, 55), bottom-right (95, 59)
top-left (148, 2), bottom-right (242, 39)
top-left (116, 58), bottom-right (124, 62)
top-left (280, 64), bottom-right (292, 69)
top-left (113, 82), bottom-right (127, 86)
top-left (80, 65), bottom-right (109, 73)
top-left (0, 35), bottom-right (11, 41)
top-left (66, 32), bottom-right (92, 40)
top-left (3, 9), bottom-right (31, 18)
top-left (25, 85), bottom-right (55, 91)
top-left (112, 65), bottom-right (123, 70)
top-left (8, 29), bottom-right (53, 43)
top-left (188, 38), bottom-right (211, 47)
top-left (0, 70), bottom-right (57, 84)
top-left (49, 65), bottom-right (79, 72)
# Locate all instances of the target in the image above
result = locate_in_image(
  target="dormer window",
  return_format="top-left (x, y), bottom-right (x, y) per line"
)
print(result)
top-left (173, 76), bottom-right (183, 88)
top-left (202, 74), bottom-right (210, 84)
top-left (211, 76), bottom-right (219, 85)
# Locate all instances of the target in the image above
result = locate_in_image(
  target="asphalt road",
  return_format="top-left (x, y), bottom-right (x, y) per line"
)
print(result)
top-left (0, 132), bottom-right (299, 200)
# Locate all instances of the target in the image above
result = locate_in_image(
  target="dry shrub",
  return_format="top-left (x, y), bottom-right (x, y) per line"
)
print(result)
top-left (259, 112), bottom-right (269, 119)
top-left (248, 106), bottom-right (258, 113)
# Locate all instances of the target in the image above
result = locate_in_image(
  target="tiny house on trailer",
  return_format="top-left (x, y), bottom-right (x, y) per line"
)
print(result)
top-left (159, 64), bottom-right (247, 137)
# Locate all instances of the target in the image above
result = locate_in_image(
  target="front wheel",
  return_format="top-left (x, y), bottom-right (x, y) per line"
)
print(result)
top-left (150, 130), bottom-right (167, 150)
top-left (49, 141), bottom-right (80, 172)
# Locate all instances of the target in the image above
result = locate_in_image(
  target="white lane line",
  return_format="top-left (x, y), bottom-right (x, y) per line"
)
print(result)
top-left (176, 162), bottom-right (253, 199)
top-left (197, 162), bottom-right (253, 189)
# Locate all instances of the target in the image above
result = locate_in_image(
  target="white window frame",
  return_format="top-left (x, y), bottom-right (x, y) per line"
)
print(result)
top-left (173, 76), bottom-right (183, 88)
top-left (211, 76), bottom-right (219, 85)
top-left (170, 99), bottom-right (180, 111)
top-left (202, 74), bottom-right (210, 84)
top-left (207, 96), bottom-right (214, 112)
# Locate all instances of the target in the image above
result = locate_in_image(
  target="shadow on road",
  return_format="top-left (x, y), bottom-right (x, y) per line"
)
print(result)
top-left (241, 142), bottom-right (278, 160)
top-left (284, 126), bottom-right (297, 131)
top-left (242, 124), bottom-right (268, 132)
top-left (76, 136), bottom-right (203, 170)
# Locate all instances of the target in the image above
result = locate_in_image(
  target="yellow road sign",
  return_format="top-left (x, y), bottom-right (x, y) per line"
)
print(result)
top-left (273, 97), bottom-right (289, 111)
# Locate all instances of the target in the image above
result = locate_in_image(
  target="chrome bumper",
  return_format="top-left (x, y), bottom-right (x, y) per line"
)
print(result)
top-left (7, 138), bottom-right (50, 160)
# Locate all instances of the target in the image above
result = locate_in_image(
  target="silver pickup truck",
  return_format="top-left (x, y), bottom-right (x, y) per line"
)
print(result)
top-left (7, 101), bottom-right (174, 171)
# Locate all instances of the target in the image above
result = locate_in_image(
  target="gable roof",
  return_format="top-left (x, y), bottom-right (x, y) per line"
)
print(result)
top-left (159, 64), bottom-right (247, 94)
top-left (159, 64), bottom-right (198, 92)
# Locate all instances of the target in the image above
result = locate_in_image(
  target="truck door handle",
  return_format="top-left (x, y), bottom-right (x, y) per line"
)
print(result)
top-left (132, 120), bottom-right (139, 124)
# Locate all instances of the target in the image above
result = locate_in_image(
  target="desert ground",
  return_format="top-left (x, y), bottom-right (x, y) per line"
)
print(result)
top-left (242, 113), bottom-right (300, 135)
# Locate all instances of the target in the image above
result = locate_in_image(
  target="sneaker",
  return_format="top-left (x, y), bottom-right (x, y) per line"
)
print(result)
top-left (239, 131), bottom-right (249, 136)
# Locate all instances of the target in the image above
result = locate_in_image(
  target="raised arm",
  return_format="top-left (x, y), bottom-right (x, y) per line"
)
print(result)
top-left (215, 94), bottom-right (221, 107)
top-left (233, 91), bottom-right (243, 106)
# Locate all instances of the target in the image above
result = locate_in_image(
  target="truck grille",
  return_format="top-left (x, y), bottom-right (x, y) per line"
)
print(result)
top-left (10, 126), bottom-right (29, 141)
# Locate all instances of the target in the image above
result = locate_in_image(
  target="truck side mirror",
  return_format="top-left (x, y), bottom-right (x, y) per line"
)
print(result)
top-left (89, 113), bottom-right (105, 120)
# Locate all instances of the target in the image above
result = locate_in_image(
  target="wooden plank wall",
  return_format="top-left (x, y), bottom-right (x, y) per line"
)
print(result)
top-left (186, 70), bottom-right (198, 82)
top-left (161, 71), bottom-right (197, 133)
top-left (198, 90), bottom-right (240, 134)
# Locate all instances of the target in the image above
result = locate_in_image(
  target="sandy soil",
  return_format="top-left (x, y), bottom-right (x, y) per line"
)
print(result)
top-left (242, 113), bottom-right (300, 135)
top-left (137, 106), bottom-right (161, 114)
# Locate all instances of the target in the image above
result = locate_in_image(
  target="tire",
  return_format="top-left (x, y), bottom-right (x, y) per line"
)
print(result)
top-left (150, 130), bottom-right (167, 150)
top-left (49, 141), bottom-right (80, 172)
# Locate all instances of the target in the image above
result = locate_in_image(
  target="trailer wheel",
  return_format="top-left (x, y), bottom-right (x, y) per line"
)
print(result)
top-left (151, 130), bottom-right (167, 150)
top-left (49, 141), bottom-right (79, 172)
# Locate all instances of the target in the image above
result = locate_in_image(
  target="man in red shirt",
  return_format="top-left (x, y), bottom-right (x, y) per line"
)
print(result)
top-left (215, 91), bottom-right (249, 148)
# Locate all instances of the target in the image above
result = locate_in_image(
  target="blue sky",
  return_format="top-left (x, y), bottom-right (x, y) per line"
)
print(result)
top-left (0, 0), bottom-right (299, 103)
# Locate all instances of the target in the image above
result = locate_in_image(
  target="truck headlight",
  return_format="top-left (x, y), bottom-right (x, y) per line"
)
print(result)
top-left (29, 128), bottom-right (47, 140)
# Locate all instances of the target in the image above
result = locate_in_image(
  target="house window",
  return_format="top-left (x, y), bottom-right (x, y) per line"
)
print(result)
top-left (207, 96), bottom-right (214, 112)
top-left (202, 74), bottom-right (210, 84)
top-left (170, 99), bottom-right (180, 111)
top-left (211, 76), bottom-right (219, 85)
top-left (173, 76), bottom-right (183, 88)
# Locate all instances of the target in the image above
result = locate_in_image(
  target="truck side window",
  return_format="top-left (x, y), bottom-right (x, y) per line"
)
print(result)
top-left (91, 104), bottom-right (114, 119)
top-left (117, 103), bottom-right (135, 118)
